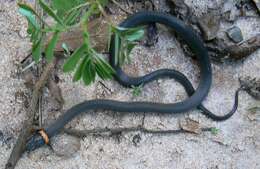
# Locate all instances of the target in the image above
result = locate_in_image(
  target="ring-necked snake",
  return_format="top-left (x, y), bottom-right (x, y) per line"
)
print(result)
top-left (26, 12), bottom-right (242, 151)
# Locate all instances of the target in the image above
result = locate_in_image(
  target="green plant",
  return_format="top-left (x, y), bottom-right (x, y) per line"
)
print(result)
top-left (131, 84), bottom-right (143, 97)
top-left (210, 127), bottom-right (220, 135)
top-left (111, 26), bottom-right (144, 65)
top-left (18, 0), bottom-right (144, 85)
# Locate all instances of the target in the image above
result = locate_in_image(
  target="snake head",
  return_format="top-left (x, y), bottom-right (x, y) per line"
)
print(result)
top-left (26, 132), bottom-right (45, 152)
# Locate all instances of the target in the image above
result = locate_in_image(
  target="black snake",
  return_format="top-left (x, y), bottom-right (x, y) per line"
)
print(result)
top-left (26, 12), bottom-right (242, 151)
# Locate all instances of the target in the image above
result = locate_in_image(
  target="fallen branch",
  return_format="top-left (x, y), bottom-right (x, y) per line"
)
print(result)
top-left (5, 58), bottom-right (57, 169)
top-left (64, 126), bottom-right (213, 138)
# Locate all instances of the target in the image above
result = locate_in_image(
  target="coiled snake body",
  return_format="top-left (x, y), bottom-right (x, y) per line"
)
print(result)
top-left (26, 12), bottom-right (241, 151)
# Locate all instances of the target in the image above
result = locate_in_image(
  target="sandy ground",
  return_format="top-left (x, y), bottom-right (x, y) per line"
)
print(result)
top-left (0, 0), bottom-right (260, 169)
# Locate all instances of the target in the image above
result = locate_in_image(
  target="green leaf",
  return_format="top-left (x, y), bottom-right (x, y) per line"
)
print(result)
top-left (87, 61), bottom-right (96, 83)
top-left (123, 26), bottom-right (145, 34)
top-left (112, 26), bottom-right (128, 32)
top-left (127, 43), bottom-right (136, 55)
top-left (95, 64), bottom-right (106, 80)
top-left (18, 6), bottom-right (39, 29)
top-left (63, 44), bottom-right (86, 72)
top-left (95, 60), bottom-right (110, 79)
top-left (111, 26), bottom-right (144, 66)
top-left (82, 57), bottom-right (96, 85)
top-left (95, 56), bottom-right (115, 79)
top-left (18, 3), bottom-right (51, 30)
top-left (27, 21), bottom-right (34, 35)
top-left (39, 0), bottom-right (64, 25)
top-left (30, 27), bottom-right (40, 43)
top-left (82, 57), bottom-right (91, 85)
top-left (52, 0), bottom-right (76, 11)
top-left (113, 26), bottom-right (144, 36)
top-left (64, 10), bottom-right (81, 26)
top-left (45, 31), bottom-right (60, 62)
top-left (125, 29), bottom-right (144, 41)
top-left (73, 57), bottom-right (86, 82)
top-left (52, 0), bottom-right (85, 16)
top-left (32, 38), bottom-right (42, 63)
top-left (18, 3), bottom-right (38, 16)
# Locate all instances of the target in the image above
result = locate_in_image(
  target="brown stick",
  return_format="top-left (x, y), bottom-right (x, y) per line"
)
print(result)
top-left (64, 126), bottom-right (213, 138)
top-left (5, 59), bottom-right (56, 169)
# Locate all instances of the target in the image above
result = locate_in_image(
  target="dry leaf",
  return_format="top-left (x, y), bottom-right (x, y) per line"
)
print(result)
top-left (179, 118), bottom-right (201, 134)
top-left (247, 106), bottom-right (260, 121)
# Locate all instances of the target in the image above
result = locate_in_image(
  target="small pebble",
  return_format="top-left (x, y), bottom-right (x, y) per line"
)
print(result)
top-left (227, 26), bottom-right (243, 43)
top-left (51, 134), bottom-right (81, 158)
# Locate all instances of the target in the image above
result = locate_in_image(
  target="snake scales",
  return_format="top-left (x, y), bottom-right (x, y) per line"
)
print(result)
top-left (26, 12), bottom-right (241, 151)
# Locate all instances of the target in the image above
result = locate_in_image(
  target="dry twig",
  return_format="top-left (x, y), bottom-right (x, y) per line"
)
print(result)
top-left (64, 126), bottom-right (213, 138)
top-left (5, 59), bottom-right (56, 169)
